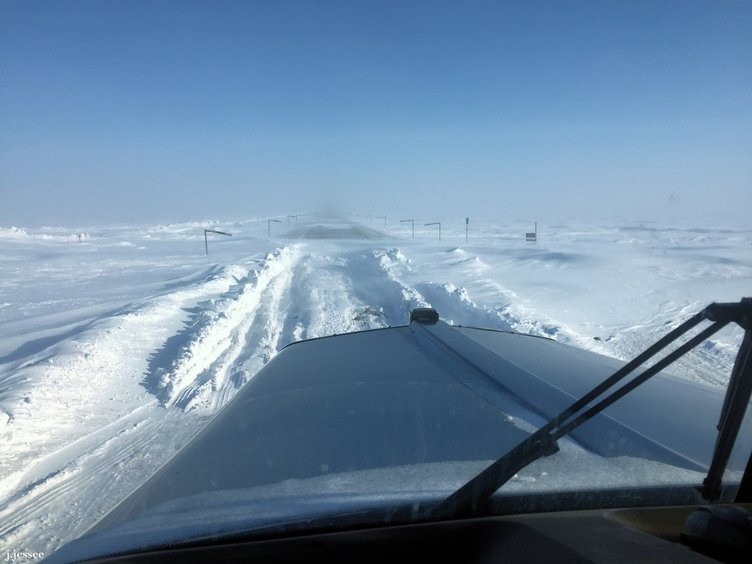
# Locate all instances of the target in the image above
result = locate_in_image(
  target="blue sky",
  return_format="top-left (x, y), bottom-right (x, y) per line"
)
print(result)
top-left (1, 0), bottom-right (750, 226)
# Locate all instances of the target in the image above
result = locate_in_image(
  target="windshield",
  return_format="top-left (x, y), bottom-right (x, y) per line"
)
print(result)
top-left (1, 1), bottom-right (751, 561)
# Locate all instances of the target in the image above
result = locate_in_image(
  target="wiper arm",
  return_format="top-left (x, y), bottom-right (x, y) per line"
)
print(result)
top-left (423, 298), bottom-right (752, 521)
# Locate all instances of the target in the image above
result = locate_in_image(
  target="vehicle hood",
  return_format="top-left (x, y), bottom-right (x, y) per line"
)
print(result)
top-left (48, 320), bottom-right (750, 561)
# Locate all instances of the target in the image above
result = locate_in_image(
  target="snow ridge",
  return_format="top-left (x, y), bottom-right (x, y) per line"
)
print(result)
top-left (147, 246), bottom-right (301, 411)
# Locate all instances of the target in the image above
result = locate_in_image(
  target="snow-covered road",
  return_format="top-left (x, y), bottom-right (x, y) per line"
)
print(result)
top-left (0, 215), bottom-right (749, 557)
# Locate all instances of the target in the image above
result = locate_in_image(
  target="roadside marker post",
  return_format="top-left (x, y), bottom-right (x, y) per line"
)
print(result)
top-left (268, 219), bottom-right (283, 239)
top-left (400, 219), bottom-right (415, 239)
top-left (526, 222), bottom-right (538, 242)
top-left (204, 229), bottom-right (232, 255)
top-left (425, 222), bottom-right (441, 241)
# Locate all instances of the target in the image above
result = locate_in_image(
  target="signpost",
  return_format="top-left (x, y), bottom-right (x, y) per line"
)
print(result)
top-left (268, 218), bottom-right (282, 238)
top-left (526, 222), bottom-right (538, 242)
top-left (204, 229), bottom-right (232, 256)
top-left (400, 219), bottom-right (415, 239)
top-left (425, 222), bottom-right (441, 241)
top-left (465, 217), bottom-right (469, 244)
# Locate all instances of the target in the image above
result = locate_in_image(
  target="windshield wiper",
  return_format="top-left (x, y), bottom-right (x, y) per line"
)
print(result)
top-left (423, 298), bottom-right (752, 520)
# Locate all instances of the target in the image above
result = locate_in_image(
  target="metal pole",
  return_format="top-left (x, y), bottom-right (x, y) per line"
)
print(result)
top-left (204, 229), bottom-right (232, 256)
top-left (466, 217), bottom-right (469, 244)
top-left (268, 219), bottom-right (282, 239)
top-left (425, 222), bottom-right (441, 241)
top-left (400, 219), bottom-right (415, 239)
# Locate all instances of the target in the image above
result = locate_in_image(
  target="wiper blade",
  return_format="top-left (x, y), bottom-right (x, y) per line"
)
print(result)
top-left (423, 298), bottom-right (752, 521)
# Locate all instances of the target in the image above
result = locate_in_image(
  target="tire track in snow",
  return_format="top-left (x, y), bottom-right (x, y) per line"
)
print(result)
top-left (280, 254), bottom-right (387, 344)
top-left (149, 247), bottom-right (435, 413)
top-left (0, 407), bottom-right (203, 553)
top-left (145, 246), bottom-right (302, 412)
top-left (152, 248), bottom-right (404, 412)
top-left (0, 263), bottom-right (254, 488)
top-left (194, 252), bottom-right (297, 412)
top-left (0, 418), bottom-right (153, 542)
top-left (0, 263), bottom-right (254, 554)
top-left (210, 259), bottom-right (298, 410)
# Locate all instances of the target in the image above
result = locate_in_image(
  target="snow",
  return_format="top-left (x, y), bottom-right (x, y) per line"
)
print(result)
top-left (0, 215), bottom-right (750, 558)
